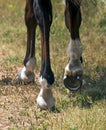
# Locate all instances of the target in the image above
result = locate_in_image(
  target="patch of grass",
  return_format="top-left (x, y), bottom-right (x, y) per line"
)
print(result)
top-left (99, 15), bottom-right (106, 33)
top-left (4, 56), bottom-right (21, 65)
top-left (0, 0), bottom-right (106, 130)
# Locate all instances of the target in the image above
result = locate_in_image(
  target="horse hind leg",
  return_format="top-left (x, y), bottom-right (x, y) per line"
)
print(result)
top-left (64, 0), bottom-right (83, 91)
top-left (18, 0), bottom-right (37, 84)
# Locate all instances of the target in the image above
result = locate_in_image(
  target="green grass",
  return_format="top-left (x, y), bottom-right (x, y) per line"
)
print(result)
top-left (0, 0), bottom-right (106, 130)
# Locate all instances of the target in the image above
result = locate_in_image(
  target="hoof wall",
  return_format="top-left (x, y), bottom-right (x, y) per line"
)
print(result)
top-left (63, 75), bottom-right (82, 91)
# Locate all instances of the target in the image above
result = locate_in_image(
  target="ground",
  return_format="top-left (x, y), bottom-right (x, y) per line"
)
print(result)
top-left (0, 0), bottom-right (106, 130)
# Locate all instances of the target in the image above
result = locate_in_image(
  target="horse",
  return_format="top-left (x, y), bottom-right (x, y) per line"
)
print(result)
top-left (18, 0), bottom-right (83, 110)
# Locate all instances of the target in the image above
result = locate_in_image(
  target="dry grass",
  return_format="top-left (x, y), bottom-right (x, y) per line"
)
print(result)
top-left (0, 0), bottom-right (106, 130)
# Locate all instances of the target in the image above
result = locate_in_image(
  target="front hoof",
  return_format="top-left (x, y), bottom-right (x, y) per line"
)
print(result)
top-left (63, 75), bottom-right (82, 91)
top-left (36, 94), bottom-right (55, 110)
top-left (18, 68), bottom-right (35, 84)
top-left (37, 77), bottom-right (55, 110)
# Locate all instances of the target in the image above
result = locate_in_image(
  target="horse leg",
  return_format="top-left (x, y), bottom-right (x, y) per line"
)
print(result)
top-left (33, 0), bottom-right (55, 109)
top-left (64, 0), bottom-right (83, 91)
top-left (18, 0), bottom-right (37, 84)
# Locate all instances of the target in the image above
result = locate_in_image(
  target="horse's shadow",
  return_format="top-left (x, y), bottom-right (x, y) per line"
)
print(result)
top-left (0, 77), bottom-right (12, 86)
top-left (54, 66), bottom-right (106, 110)
top-left (74, 69), bottom-right (106, 108)
top-left (83, 72), bottom-right (106, 101)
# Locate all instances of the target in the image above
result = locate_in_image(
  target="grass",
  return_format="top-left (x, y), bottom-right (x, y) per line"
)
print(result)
top-left (0, 0), bottom-right (106, 130)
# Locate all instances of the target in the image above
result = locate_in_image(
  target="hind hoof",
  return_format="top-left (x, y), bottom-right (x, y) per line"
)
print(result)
top-left (63, 75), bottom-right (82, 91)
top-left (17, 68), bottom-right (35, 84)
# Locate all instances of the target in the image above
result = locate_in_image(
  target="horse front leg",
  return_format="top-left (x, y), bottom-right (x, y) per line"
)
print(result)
top-left (33, 0), bottom-right (55, 110)
top-left (64, 0), bottom-right (83, 91)
top-left (18, 0), bottom-right (37, 84)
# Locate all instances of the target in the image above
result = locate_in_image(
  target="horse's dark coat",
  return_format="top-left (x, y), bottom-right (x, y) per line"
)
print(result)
top-left (23, 0), bottom-right (82, 87)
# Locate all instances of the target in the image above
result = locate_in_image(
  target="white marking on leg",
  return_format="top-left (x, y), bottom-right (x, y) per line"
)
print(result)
top-left (18, 57), bottom-right (36, 82)
top-left (18, 66), bottom-right (28, 81)
top-left (68, 39), bottom-right (82, 61)
top-left (65, 63), bottom-right (70, 72)
top-left (37, 76), bottom-right (55, 109)
top-left (39, 76), bottom-right (48, 89)
top-left (64, 38), bottom-right (83, 76)
top-left (64, 63), bottom-right (72, 79)
top-left (26, 57), bottom-right (36, 72)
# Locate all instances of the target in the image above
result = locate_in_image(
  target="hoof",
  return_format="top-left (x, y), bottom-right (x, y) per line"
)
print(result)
top-left (37, 79), bottom-right (55, 110)
top-left (37, 95), bottom-right (55, 110)
top-left (64, 62), bottom-right (83, 91)
top-left (63, 75), bottom-right (82, 91)
top-left (17, 68), bottom-right (35, 84)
